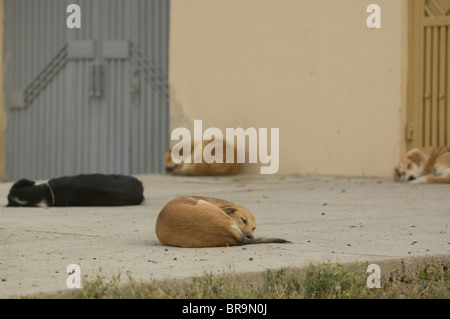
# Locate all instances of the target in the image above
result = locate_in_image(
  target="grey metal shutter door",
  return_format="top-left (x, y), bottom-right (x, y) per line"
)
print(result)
top-left (3, 0), bottom-right (169, 181)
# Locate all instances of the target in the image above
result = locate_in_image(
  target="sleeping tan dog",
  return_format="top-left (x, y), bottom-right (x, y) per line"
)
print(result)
top-left (394, 147), bottom-right (450, 184)
top-left (155, 196), bottom-right (290, 248)
top-left (164, 140), bottom-right (239, 176)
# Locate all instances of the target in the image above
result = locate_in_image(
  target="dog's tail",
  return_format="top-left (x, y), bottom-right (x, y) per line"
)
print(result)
top-left (240, 236), bottom-right (292, 245)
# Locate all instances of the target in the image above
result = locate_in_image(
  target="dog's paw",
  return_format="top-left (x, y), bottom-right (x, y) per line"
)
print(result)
top-left (410, 176), bottom-right (428, 184)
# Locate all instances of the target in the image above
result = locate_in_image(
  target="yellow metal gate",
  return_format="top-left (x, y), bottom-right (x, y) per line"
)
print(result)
top-left (407, 0), bottom-right (450, 148)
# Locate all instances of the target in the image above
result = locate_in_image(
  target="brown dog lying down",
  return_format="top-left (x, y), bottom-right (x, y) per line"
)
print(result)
top-left (164, 140), bottom-right (239, 176)
top-left (155, 196), bottom-right (291, 248)
top-left (394, 147), bottom-right (450, 184)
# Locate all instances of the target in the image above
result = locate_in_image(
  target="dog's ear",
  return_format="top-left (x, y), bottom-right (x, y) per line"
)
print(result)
top-left (12, 179), bottom-right (36, 189)
top-left (221, 206), bottom-right (237, 214)
top-left (407, 152), bottom-right (422, 166)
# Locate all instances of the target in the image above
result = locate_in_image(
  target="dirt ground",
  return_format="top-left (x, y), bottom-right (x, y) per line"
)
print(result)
top-left (0, 174), bottom-right (449, 298)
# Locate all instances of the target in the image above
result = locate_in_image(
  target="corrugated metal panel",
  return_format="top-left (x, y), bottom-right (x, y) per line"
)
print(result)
top-left (4, 0), bottom-right (69, 180)
top-left (128, 0), bottom-right (170, 174)
top-left (3, 0), bottom-right (169, 181)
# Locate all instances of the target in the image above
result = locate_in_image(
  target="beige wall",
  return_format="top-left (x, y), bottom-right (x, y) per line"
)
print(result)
top-left (169, 0), bottom-right (408, 177)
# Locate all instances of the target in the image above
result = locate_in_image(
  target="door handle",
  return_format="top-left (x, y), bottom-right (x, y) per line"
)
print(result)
top-left (130, 70), bottom-right (140, 104)
top-left (89, 62), bottom-right (104, 98)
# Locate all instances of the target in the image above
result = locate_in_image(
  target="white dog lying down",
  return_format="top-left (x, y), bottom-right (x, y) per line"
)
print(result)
top-left (394, 147), bottom-right (450, 184)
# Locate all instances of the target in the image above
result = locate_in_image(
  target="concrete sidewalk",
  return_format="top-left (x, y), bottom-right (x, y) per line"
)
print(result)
top-left (0, 174), bottom-right (449, 297)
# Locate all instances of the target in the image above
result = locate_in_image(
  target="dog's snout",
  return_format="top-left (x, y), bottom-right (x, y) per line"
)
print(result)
top-left (245, 232), bottom-right (254, 240)
top-left (165, 166), bottom-right (175, 172)
top-left (408, 175), bottom-right (416, 181)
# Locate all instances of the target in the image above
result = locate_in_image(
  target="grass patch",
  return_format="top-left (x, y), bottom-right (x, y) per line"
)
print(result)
top-left (61, 258), bottom-right (449, 299)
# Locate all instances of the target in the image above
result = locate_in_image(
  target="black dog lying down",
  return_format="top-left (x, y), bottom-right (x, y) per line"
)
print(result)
top-left (7, 174), bottom-right (144, 207)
